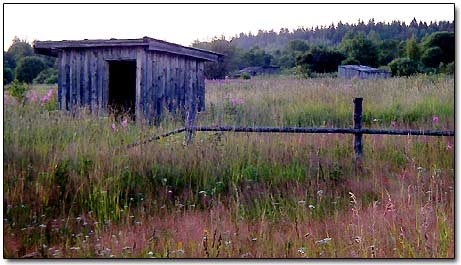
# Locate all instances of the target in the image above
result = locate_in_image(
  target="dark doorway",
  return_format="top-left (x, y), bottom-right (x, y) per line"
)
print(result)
top-left (108, 60), bottom-right (136, 117)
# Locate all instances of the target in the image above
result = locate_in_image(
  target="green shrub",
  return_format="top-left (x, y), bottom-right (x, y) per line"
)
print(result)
top-left (45, 74), bottom-right (58, 84)
top-left (421, 47), bottom-right (444, 68)
top-left (33, 68), bottom-right (58, 84)
top-left (8, 79), bottom-right (29, 99)
top-left (15, 56), bottom-right (47, 83)
top-left (388, 57), bottom-right (420, 76)
top-left (241, 72), bottom-right (251, 80)
top-left (438, 62), bottom-right (454, 75)
top-left (296, 46), bottom-right (346, 74)
top-left (341, 57), bottom-right (360, 65)
top-left (4, 67), bottom-right (14, 84)
top-left (421, 31), bottom-right (454, 64)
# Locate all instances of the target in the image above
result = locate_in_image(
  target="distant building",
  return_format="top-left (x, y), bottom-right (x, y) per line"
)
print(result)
top-left (338, 65), bottom-right (391, 79)
top-left (233, 66), bottom-right (280, 78)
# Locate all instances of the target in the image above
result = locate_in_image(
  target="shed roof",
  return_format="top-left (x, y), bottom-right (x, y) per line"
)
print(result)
top-left (339, 65), bottom-right (390, 73)
top-left (238, 66), bottom-right (280, 73)
top-left (34, 37), bottom-right (223, 62)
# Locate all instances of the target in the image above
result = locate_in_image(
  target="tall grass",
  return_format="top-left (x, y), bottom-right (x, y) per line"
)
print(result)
top-left (3, 75), bottom-right (454, 258)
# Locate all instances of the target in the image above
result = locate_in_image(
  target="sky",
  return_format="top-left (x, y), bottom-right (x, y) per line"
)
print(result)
top-left (3, 3), bottom-right (454, 50)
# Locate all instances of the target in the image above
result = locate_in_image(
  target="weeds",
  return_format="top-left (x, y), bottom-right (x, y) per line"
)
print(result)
top-left (3, 75), bottom-right (454, 258)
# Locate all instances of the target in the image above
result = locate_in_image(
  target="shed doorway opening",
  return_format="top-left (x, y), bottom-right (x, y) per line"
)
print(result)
top-left (108, 60), bottom-right (136, 118)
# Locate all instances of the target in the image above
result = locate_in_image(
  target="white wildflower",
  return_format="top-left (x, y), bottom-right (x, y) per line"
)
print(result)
top-left (316, 237), bottom-right (332, 244)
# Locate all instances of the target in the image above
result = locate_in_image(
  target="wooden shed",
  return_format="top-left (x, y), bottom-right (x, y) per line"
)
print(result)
top-left (338, 65), bottom-right (391, 79)
top-left (34, 37), bottom-right (222, 123)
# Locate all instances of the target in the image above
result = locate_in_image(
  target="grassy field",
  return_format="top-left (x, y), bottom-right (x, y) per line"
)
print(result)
top-left (3, 75), bottom-right (454, 258)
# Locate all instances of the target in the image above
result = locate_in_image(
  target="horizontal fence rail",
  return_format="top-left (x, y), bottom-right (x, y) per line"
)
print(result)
top-left (190, 126), bottom-right (454, 137)
top-left (125, 97), bottom-right (454, 168)
top-left (125, 127), bottom-right (186, 149)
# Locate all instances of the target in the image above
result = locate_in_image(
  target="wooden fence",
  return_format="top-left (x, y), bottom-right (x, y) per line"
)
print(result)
top-left (126, 97), bottom-right (454, 163)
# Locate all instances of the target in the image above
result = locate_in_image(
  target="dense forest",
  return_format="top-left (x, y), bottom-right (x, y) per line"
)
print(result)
top-left (3, 18), bottom-right (454, 86)
top-left (192, 19), bottom-right (454, 78)
top-left (230, 18), bottom-right (454, 51)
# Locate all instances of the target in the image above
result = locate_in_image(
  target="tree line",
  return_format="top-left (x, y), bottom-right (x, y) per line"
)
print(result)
top-left (3, 18), bottom-right (454, 85)
top-left (231, 18), bottom-right (453, 51)
top-left (4, 37), bottom-right (58, 85)
top-left (192, 19), bottom-right (454, 79)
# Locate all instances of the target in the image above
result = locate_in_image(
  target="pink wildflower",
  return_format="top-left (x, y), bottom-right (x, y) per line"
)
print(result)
top-left (26, 90), bottom-right (38, 102)
top-left (230, 97), bottom-right (244, 107)
top-left (122, 117), bottom-right (128, 128)
top-left (447, 142), bottom-right (452, 150)
top-left (111, 123), bottom-right (117, 132)
top-left (41, 94), bottom-right (50, 104)
top-left (40, 89), bottom-right (56, 104)
top-left (4, 94), bottom-right (13, 104)
top-left (47, 89), bottom-right (53, 97)
top-left (432, 115), bottom-right (439, 123)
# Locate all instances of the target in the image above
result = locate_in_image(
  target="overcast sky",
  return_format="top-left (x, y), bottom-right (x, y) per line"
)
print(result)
top-left (3, 3), bottom-right (454, 50)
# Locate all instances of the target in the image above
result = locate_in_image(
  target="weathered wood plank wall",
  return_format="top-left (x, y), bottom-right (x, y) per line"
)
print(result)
top-left (57, 47), bottom-right (206, 122)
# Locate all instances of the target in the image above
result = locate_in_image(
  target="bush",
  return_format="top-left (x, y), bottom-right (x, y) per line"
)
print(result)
top-left (45, 74), bottom-right (58, 84)
top-left (421, 47), bottom-right (444, 68)
top-left (4, 51), bottom-right (16, 69)
top-left (241, 72), bottom-right (251, 80)
top-left (341, 57), bottom-right (360, 65)
top-left (15, 56), bottom-right (47, 83)
top-left (388, 58), bottom-right (420, 76)
top-left (8, 79), bottom-right (29, 99)
top-left (33, 68), bottom-right (58, 84)
top-left (339, 31), bottom-right (379, 67)
top-left (438, 62), bottom-right (454, 75)
top-left (296, 46), bottom-right (345, 75)
top-left (4, 67), bottom-right (14, 85)
top-left (421, 31), bottom-right (454, 64)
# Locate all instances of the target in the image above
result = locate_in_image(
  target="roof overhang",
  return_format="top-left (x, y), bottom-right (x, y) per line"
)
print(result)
top-left (34, 37), bottom-right (223, 62)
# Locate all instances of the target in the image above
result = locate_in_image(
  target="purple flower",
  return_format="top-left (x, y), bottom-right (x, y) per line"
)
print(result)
top-left (432, 115), bottom-right (439, 123)
top-left (447, 142), bottom-right (452, 150)
top-left (111, 123), bottom-right (117, 132)
top-left (122, 117), bottom-right (128, 128)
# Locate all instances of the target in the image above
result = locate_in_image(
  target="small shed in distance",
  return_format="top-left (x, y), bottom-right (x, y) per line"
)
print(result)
top-left (34, 37), bottom-right (223, 123)
top-left (338, 65), bottom-right (391, 79)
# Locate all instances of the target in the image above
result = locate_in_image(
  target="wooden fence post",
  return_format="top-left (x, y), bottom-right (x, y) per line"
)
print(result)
top-left (353, 97), bottom-right (363, 165)
top-left (185, 105), bottom-right (196, 144)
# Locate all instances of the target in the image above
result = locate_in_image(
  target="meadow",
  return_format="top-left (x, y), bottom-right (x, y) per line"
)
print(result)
top-left (3, 75), bottom-right (454, 258)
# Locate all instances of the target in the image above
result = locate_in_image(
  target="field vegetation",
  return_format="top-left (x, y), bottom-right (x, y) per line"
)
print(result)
top-left (3, 75), bottom-right (454, 258)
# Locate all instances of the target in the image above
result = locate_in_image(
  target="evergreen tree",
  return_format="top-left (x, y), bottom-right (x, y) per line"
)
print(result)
top-left (405, 35), bottom-right (421, 62)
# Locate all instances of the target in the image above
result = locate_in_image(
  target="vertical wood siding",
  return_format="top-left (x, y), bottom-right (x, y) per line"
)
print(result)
top-left (57, 47), bottom-right (206, 122)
